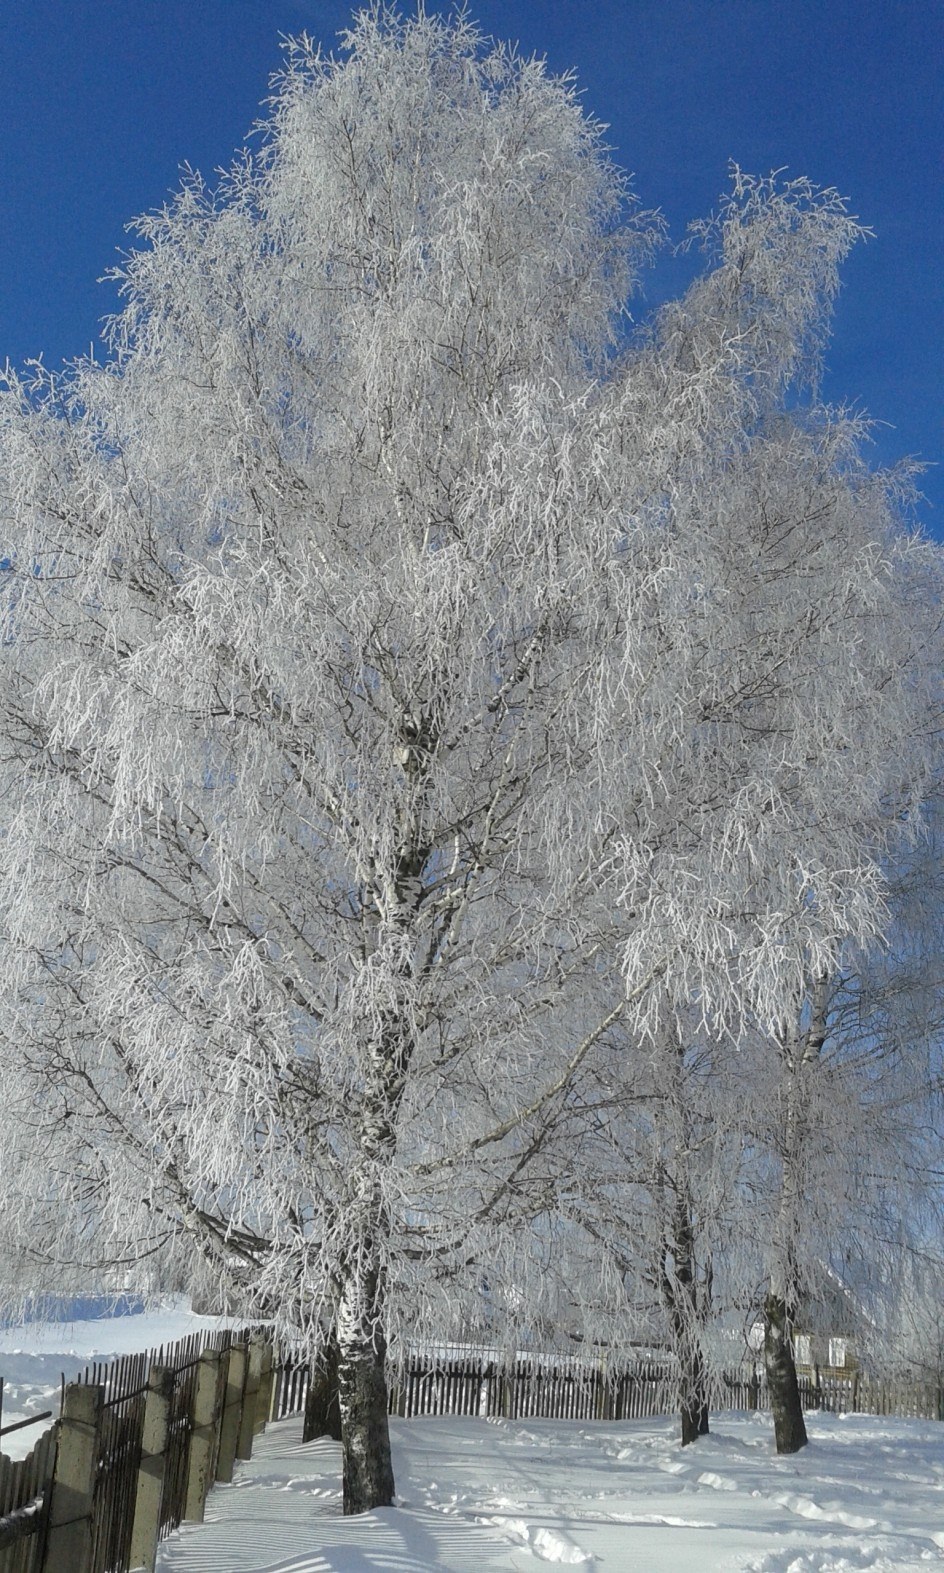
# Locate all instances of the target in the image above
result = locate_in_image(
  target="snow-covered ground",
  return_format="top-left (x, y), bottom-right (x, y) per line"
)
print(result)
top-left (154, 1410), bottom-right (944, 1573)
top-left (3, 1305), bottom-right (944, 1570)
top-left (0, 1299), bottom-right (233, 1460)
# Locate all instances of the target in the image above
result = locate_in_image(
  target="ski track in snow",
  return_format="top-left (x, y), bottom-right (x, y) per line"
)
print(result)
top-left (4, 1306), bottom-right (944, 1569)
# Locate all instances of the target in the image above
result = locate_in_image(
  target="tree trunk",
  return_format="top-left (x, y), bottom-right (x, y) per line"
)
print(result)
top-left (304, 1330), bottom-right (342, 1443)
top-left (764, 1290), bottom-right (807, 1454)
top-left (680, 1386), bottom-right (708, 1445)
top-left (764, 976), bottom-right (826, 1455)
top-left (337, 1253), bottom-right (395, 1513)
top-left (335, 1020), bottom-right (408, 1511)
top-left (676, 1321), bottom-right (710, 1445)
top-left (666, 1184), bottom-right (710, 1446)
top-left (684, 1405), bottom-right (710, 1443)
top-left (334, 754), bottom-right (427, 1512)
top-left (331, 1009), bottom-right (410, 1512)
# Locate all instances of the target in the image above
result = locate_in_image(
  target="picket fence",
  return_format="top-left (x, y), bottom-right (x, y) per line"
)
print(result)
top-left (0, 1326), bottom-right (275, 1573)
top-left (273, 1348), bottom-right (944, 1428)
top-left (387, 1351), bottom-right (683, 1422)
top-left (3, 1335), bottom-right (943, 1573)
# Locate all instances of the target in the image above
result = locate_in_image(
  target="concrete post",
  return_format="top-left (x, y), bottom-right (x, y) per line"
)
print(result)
top-left (215, 1344), bottom-right (246, 1484)
top-left (183, 1349), bottom-right (223, 1523)
top-left (128, 1365), bottom-right (173, 1573)
top-left (236, 1339), bottom-right (264, 1462)
top-left (41, 1383), bottom-right (103, 1573)
top-left (254, 1341), bottom-right (275, 1434)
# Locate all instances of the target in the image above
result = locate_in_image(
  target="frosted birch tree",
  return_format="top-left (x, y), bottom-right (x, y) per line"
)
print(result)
top-left (0, 11), bottom-right (659, 1511)
top-left (751, 807), bottom-right (944, 1450)
top-left (562, 1005), bottom-right (752, 1446)
top-left (1, 7), bottom-right (942, 1510)
top-left (499, 383), bottom-right (944, 1450)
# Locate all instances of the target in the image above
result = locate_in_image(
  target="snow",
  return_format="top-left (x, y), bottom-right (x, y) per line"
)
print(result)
top-left (0, 1298), bottom-right (234, 1460)
top-left (151, 1410), bottom-right (944, 1572)
top-left (3, 1304), bottom-right (944, 1570)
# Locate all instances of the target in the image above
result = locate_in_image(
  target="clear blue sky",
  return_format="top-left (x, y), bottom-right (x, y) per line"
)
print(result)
top-left (2, 0), bottom-right (940, 530)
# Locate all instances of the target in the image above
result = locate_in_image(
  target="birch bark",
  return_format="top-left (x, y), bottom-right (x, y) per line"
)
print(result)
top-left (764, 974), bottom-right (829, 1454)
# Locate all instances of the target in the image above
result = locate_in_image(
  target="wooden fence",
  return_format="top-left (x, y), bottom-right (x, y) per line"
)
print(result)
top-left (4, 1335), bottom-right (943, 1573)
top-left (795, 1368), bottom-right (944, 1421)
top-left (0, 1425), bottom-right (57, 1573)
top-left (0, 1327), bottom-right (277, 1573)
top-left (385, 1353), bottom-right (682, 1423)
top-left (272, 1347), bottom-right (944, 1430)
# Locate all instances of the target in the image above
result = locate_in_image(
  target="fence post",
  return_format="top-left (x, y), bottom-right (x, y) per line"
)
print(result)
top-left (268, 1344), bottom-right (283, 1424)
top-left (128, 1365), bottom-right (173, 1573)
top-left (254, 1342), bottom-right (275, 1434)
top-left (183, 1349), bottom-right (223, 1523)
top-left (41, 1383), bottom-right (103, 1573)
top-left (236, 1338), bottom-right (264, 1461)
top-left (812, 1364), bottom-right (823, 1411)
top-left (215, 1344), bottom-right (246, 1485)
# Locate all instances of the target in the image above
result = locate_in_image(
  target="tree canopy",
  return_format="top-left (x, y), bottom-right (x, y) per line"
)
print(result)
top-left (1, 7), bottom-right (941, 1508)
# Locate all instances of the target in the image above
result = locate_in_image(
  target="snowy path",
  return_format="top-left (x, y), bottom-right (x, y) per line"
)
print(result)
top-left (154, 1411), bottom-right (944, 1572)
top-left (155, 1419), bottom-right (518, 1572)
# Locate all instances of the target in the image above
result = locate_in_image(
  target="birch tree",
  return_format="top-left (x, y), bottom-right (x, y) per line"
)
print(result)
top-left (516, 382), bottom-right (944, 1450)
top-left (753, 808), bottom-right (944, 1450)
top-left (1, 7), bottom-right (941, 1509)
top-left (566, 1006), bottom-right (751, 1447)
top-left (0, 10), bottom-right (658, 1511)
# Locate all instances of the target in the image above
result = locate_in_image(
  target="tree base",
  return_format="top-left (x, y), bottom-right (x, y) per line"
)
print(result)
top-left (764, 1292), bottom-right (808, 1455)
top-left (680, 1397), bottom-right (710, 1445)
top-left (339, 1339), bottom-right (395, 1513)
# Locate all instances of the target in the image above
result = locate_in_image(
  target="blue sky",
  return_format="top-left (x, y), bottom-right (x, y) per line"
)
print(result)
top-left (2, 0), bottom-right (940, 529)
